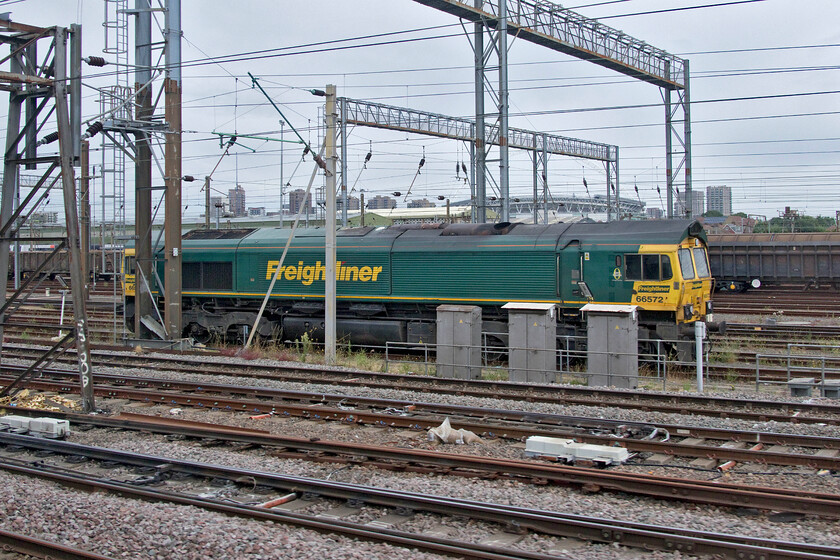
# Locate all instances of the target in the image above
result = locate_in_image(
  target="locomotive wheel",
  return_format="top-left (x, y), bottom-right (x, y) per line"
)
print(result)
top-left (187, 322), bottom-right (213, 344)
top-left (483, 334), bottom-right (508, 364)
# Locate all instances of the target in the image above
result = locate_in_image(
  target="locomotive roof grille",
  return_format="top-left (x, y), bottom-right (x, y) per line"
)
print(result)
top-left (182, 228), bottom-right (257, 240)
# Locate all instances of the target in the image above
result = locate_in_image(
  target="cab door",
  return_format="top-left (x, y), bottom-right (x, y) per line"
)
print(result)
top-left (558, 241), bottom-right (587, 303)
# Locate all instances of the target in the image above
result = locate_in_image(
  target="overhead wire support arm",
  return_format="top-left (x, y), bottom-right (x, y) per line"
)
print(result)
top-left (248, 72), bottom-right (328, 172)
top-left (212, 131), bottom-right (301, 146)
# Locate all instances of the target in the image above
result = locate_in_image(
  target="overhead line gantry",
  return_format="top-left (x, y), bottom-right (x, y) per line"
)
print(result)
top-left (412, 0), bottom-right (691, 220)
top-left (339, 97), bottom-right (618, 224)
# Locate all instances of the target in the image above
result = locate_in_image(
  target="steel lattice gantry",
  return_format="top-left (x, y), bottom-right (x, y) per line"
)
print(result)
top-left (338, 97), bottom-right (618, 223)
top-left (0, 18), bottom-right (94, 411)
top-left (413, 0), bottom-right (691, 219)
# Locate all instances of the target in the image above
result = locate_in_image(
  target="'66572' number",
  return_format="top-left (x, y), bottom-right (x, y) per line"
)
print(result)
top-left (634, 295), bottom-right (664, 304)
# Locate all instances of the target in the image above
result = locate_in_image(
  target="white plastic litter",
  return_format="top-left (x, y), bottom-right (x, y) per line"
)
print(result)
top-left (427, 417), bottom-right (481, 444)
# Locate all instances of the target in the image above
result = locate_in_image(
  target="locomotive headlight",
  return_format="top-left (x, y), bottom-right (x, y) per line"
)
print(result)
top-left (683, 304), bottom-right (695, 318)
top-left (706, 301), bottom-right (713, 314)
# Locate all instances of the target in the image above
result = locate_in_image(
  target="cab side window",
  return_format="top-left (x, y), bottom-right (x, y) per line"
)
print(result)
top-left (625, 254), bottom-right (642, 280)
top-left (693, 247), bottom-right (710, 278)
top-left (625, 254), bottom-right (672, 281)
top-left (661, 255), bottom-right (673, 280)
top-left (678, 248), bottom-right (695, 279)
top-left (642, 255), bottom-right (660, 280)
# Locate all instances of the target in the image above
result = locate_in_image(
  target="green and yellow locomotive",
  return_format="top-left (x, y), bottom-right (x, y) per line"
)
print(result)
top-left (124, 219), bottom-right (714, 356)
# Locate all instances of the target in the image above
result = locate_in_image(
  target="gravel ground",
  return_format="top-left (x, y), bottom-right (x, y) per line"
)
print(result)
top-left (3, 345), bottom-right (840, 558)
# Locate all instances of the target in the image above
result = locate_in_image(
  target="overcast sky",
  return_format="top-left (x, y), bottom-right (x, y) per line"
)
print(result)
top-left (2, 0), bottom-right (838, 223)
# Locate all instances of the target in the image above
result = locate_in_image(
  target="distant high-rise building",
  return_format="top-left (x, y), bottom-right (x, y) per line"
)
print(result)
top-left (337, 196), bottom-right (360, 211)
top-left (287, 189), bottom-right (312, 215)
top-left (646, 207), bottom-right (663, 219)
top-left (228, 185), bottom-right (246, 217)
top-left (706, 185), bottom-right (732, 216)
top-left (407, 198), bottom-right (435, 209)
top-left (368, 195), bottom-right (397, 210)
top-left (677, 190), bottom-right (704, 218)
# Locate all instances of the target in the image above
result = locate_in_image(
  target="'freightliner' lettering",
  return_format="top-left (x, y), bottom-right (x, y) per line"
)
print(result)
top-left (266, 260), bottom-right (383, 286)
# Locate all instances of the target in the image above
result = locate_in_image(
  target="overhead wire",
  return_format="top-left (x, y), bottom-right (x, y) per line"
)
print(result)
top-left (36, 0), bottom-right (833, 218)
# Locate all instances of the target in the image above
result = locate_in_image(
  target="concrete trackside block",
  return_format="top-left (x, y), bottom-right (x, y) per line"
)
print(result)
top-left (821, 380), bottom-right (840, 399)
top-left (646, 453), bottom-right (675, 465)
top-left (689, 457), bottom-right (719, 470)
top-left (788, 377), bottom-right (815, 397)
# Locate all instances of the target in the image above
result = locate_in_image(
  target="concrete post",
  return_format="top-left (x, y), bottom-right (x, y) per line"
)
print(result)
top-left (324, 85), bottom-right (337, 364)
top-left (134, 0), bottom-right (154, 338)
top-left (695, 320), bottom-right (706, 392)
top-left (55, 27), bottom-right (95, 411)
top-left (163, 0), bottom-right (182, 340)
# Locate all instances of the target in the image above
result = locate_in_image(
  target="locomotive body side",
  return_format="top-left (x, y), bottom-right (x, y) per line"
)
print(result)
top-left (131, 220), bottom-right (713, 355)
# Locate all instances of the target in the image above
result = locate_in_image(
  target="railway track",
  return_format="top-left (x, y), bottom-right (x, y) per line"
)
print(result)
top-left (2, 413), bottom-right (840, 559)
top-left (7, 341), bottom-right (840, 419)
top-left (0, 529), bottom-right (114, 560)
top-left (714, 288), bottom-right (840, 318)
top-left (3, 366), bottom-right (840, 471)
top-left (5, 343), bottom-right (840, 424)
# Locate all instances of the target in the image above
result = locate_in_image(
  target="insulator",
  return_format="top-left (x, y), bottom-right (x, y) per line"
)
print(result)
top-left (657, 186), bottom-right (661, 194)
top-left (461, 162), bottom-right (468, 175)
top-left (37, 131), bottom-right (59, 146)
top-left (302, 146), bottom-right (310, 159)
top-left (364, 151), bottom-right (372, 163)
top-left (85, 56), bottom-right (106, 67)
top-left (310, 89), bottom-right (326, 97)
top-left (582, 178), bottom-right (588, 188)
top-left (418, 157), bottom-right (425, 169)
top-left (437, 195), bottom-right (445, 200)
top-left (313, 154), bottom-right (326, 170)
top-left (393, 192), bottom-right (401, 197)
top-left (182, 175), bottom-right (195, 182)
top-left (84, 121), bottom-right (103, 139)
top-left (226, 135), bottom-right (237, 147)
top-left (634, 186), bottom-right (639, 193)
